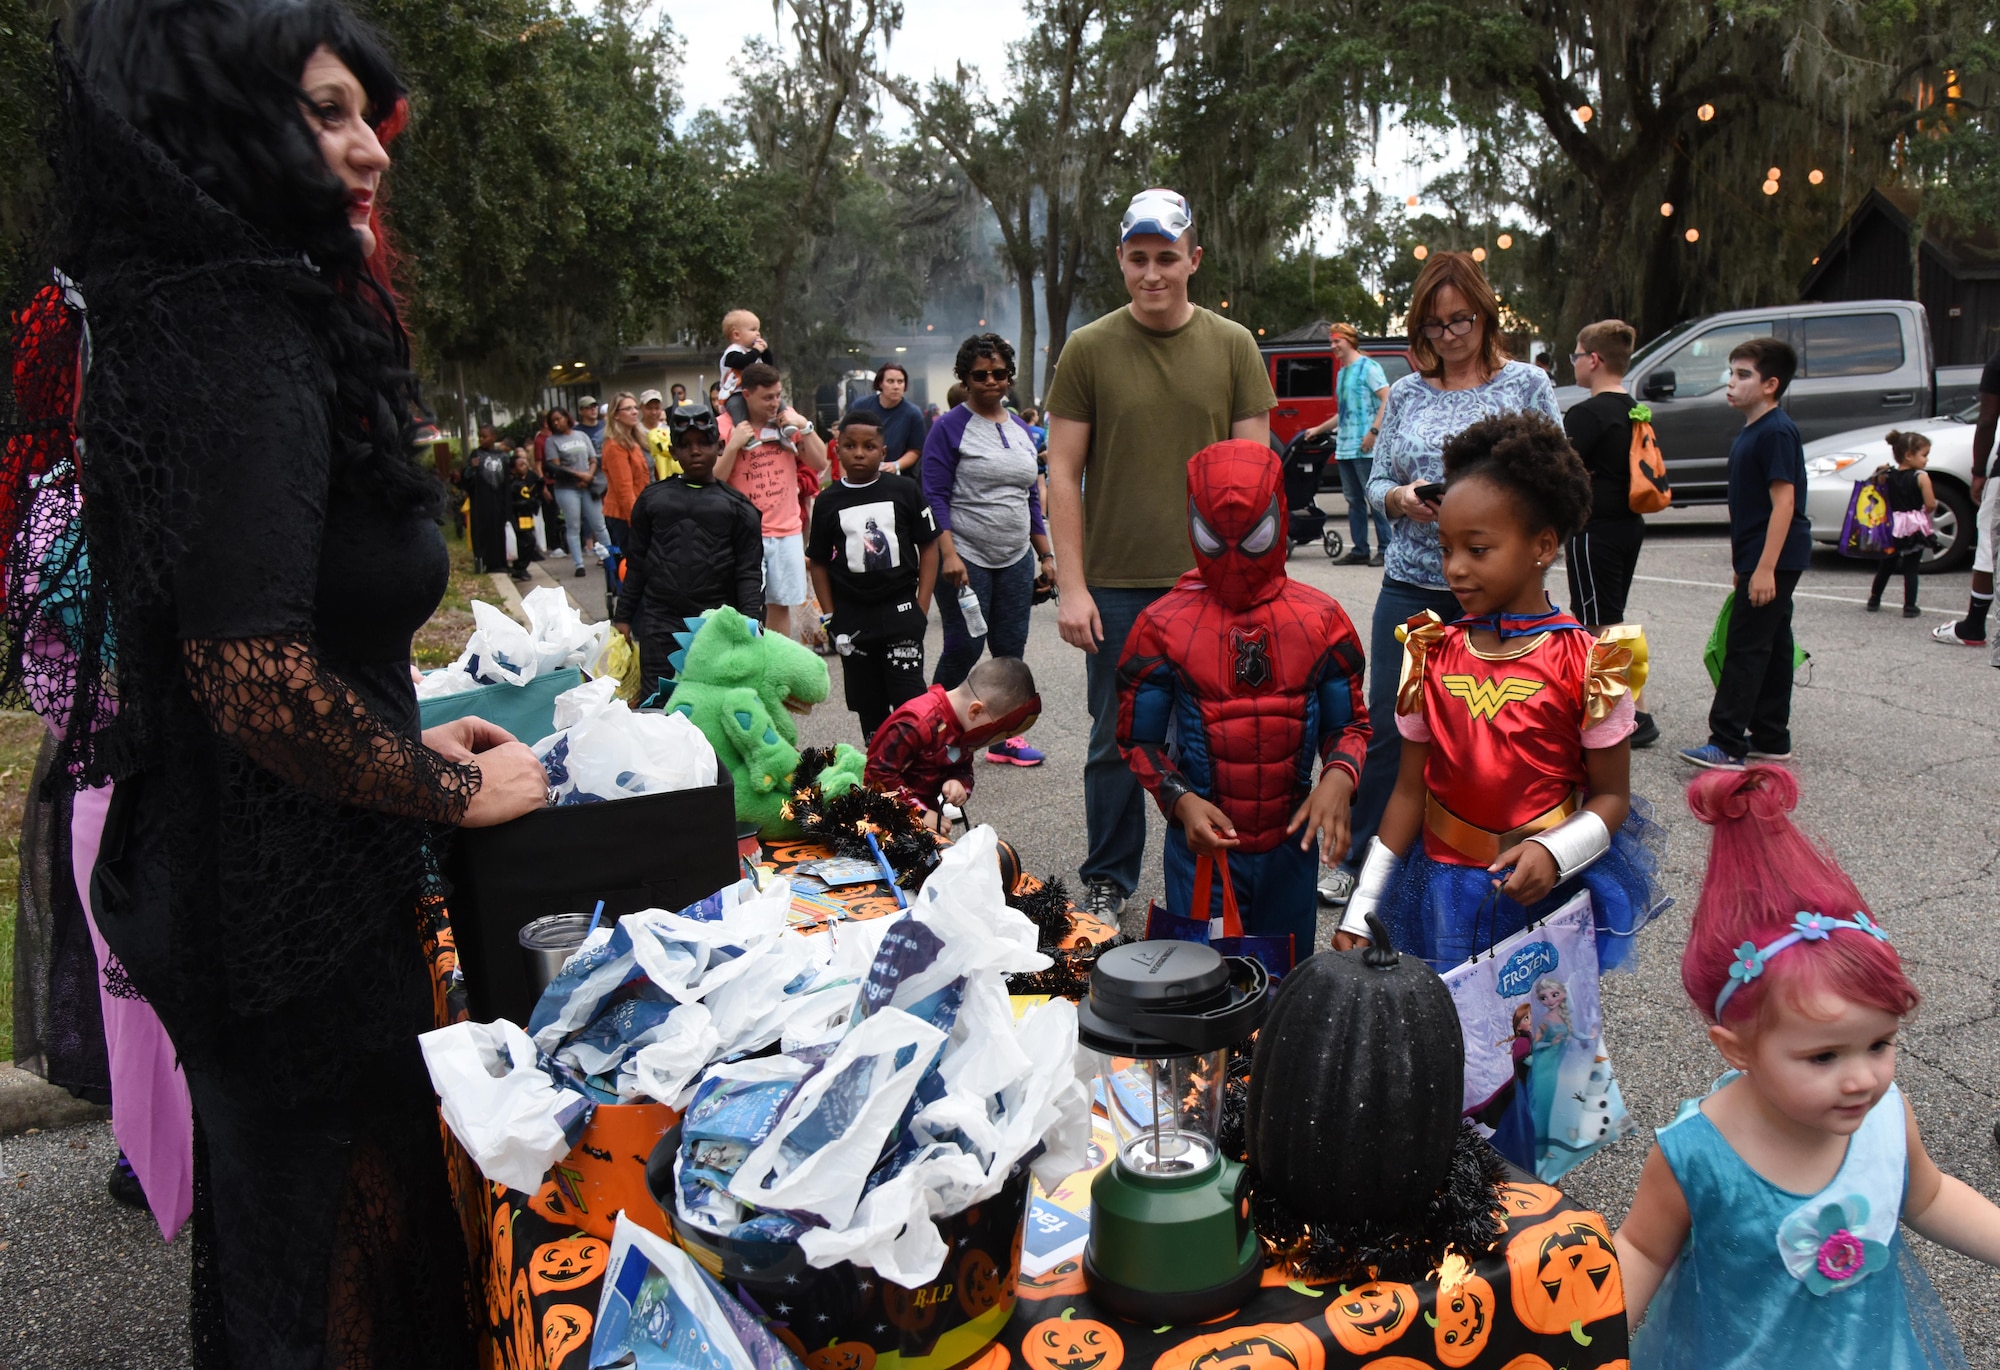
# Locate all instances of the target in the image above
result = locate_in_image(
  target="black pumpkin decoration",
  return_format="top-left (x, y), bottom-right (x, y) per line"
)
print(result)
top-left (1245, 913), bottom-right (1464, 1225)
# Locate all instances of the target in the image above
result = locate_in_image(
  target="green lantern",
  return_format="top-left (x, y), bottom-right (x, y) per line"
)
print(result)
top-left (1076, 941), bottom-right (1269, 1324)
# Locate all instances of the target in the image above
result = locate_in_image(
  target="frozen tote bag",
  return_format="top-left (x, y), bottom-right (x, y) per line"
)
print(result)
top-left (1441, 891), bottom-right (1634, 1182)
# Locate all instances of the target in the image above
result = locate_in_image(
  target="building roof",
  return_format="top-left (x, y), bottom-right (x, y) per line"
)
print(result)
top-left (1801, 186), bottom-right (2000, 296)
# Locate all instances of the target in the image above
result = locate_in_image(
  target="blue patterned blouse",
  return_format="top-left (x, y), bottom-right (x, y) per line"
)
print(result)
top-left (1366, 360), bottom-right (1562, 589)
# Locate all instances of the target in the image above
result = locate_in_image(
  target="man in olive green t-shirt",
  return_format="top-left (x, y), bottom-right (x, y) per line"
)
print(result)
top-left (1043, 188), bottom-right (1277, 924)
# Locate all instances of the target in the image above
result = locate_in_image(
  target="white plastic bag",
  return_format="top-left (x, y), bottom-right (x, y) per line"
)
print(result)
top-left (729, 1007), bottom-right (947, 1228)
top-left (418, 1019), bottom-right (591, 1193)
top-left (549, 705), bottom-right (718, 803)
top-left (461, 599), bottom-right (541, 685)
top-left (521, 584), bottom-right (610, 676)
top-left (549, 674), bottom-right (619, 730)
top-left (414, 669), bottom-right (483, 700)
top-left (591, 1213), bottom-right (805, 1370)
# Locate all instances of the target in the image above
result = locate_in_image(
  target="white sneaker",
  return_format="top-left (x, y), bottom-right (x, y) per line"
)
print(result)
top-left (1317, 866), bottom-right (1357, 907)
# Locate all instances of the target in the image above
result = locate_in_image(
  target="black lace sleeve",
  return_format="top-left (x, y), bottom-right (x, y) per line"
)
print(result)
top-left (182, 636), bottom-right (477, 825)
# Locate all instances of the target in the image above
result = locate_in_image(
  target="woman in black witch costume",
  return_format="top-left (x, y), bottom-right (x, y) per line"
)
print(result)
top-left (6, 0), bottom-right (548, 1361)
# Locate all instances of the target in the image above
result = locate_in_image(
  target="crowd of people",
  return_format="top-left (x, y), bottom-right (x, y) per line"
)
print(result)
top-left (11, 0), bottom-right (2000, 1363)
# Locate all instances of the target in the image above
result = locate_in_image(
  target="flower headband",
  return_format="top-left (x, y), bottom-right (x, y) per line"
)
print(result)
top-left (1714, 912), bottom-right (1892, 1020)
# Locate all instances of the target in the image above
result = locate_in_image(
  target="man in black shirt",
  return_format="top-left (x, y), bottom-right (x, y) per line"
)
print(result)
top-left (462, 424), bottom-right (511, 573)
top-left (1934, 347), bottom-right (2000, 658)
top-left (807, 409), bottom-right (940, 739)
top-left (1563, 319), bottom-right (1657, 745)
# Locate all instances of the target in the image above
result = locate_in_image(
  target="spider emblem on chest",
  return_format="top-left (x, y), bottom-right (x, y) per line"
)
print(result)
top-left (1231, 627), bottom-right (1271, 688)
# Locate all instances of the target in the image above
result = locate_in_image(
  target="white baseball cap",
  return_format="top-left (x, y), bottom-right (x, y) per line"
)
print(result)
top-left (1121, 188), bottom-right (1193, 243)
top-left (638, 388), bottom-right (664, 405)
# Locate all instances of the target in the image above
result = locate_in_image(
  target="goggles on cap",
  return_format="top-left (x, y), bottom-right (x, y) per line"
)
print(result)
top-left (1120, 189), bottom-right (1193, 244)
top-left (667, 405), bottom-right (722, 443)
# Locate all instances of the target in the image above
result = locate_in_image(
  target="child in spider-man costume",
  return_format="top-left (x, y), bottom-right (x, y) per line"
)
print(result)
top-left (1117, 440), bottom-right (1370, 955)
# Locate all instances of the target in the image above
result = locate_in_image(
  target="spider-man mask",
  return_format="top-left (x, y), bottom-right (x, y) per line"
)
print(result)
top-left (1187, 439), bottom-right (1288, 610)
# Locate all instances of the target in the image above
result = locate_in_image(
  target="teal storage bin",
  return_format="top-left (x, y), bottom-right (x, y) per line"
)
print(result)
top-left (416, 666), bottom-right (582, 746)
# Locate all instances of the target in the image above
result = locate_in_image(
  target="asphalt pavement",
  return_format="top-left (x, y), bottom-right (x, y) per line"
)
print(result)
top-left (5, 504), bottom-right (1998, 1367)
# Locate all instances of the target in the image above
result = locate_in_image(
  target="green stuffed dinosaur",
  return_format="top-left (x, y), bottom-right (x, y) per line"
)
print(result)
top-left (664, 608), bottom-right (863, 834)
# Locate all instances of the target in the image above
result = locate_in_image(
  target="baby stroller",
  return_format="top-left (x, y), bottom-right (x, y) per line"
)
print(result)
top-left (1280, 431), bottom-right (1343, 560)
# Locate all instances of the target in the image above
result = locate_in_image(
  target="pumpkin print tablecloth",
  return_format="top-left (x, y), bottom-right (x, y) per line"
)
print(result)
top-left (990, 1177), bottom-right (1628, 1370)
top-left (462, 835), bottom-right (1115, 1370)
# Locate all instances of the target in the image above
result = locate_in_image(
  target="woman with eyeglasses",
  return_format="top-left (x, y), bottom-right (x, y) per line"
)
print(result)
top-left (1319, 250), bottom-right (1561, 910)
top-left (920, 334), bottom-right (1055, 764)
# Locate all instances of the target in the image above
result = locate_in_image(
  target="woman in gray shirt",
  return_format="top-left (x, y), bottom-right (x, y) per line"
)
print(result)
top-left (921, 335), bottom-right (1055, 698)
top-left (543, 406), bottom-right (611, 577)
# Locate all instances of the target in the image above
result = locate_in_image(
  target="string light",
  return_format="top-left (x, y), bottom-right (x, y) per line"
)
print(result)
top-left (1496, 233), bottom-right (1514, 249)
top-left (1257, 328), bottom-right (1266, 336)
top-left (1575, 105), bottom-right (1593, 123)
top-left (1809, 169), bottom-right (1825, 185)
top-left (1684, 228), bottom-right (1700, 243)
top-left (1472, 246), bottom-right (1487, 262)
top-left (978, 318), bottom-right (987, 326)
top-left (1697, 103), bottom-right (1715, 121)
top-left (1405, 194), bottom-right (1419, 207)
top-left (1767, 166), bottom-right (1782, 180)
top-left (1413, 245), bottom-right (1429, 260)
top-left (1762, 179), bottom-right (1779, 195)
top-left (1660, 202), bottom-right (1674, 216)
top-left (1220, 299), bottom-right (1229, 309)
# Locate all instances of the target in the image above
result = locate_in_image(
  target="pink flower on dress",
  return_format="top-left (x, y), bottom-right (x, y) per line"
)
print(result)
top-left (1815, 1228), bottom-right (1866, 1282)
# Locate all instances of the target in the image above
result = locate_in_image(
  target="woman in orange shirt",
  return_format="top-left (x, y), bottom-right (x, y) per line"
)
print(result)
top-left (600, 391), bottom-right (655, 550)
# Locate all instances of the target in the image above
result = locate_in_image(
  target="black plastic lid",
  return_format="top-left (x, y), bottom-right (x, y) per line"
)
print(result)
top-left (1076, 941), bottom-right (1268, 1056)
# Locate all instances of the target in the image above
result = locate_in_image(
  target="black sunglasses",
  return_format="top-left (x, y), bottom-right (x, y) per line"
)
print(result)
top-left (1420, 315), bottom-right (1479, 341)
top-left (967, 367), bottom-right (1012, 383)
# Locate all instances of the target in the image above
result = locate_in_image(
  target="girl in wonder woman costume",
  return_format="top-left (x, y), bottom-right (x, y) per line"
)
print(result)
top-left (1339, 412), bottom-right (1660, 970)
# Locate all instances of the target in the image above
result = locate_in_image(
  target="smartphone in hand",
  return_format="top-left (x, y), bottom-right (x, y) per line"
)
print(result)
top-left (1413, 481), bottom-right (1447, 505)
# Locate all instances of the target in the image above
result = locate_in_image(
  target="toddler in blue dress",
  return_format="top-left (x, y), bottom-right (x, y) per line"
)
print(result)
top-left (1615, 766), bottom-right (2000, 1369)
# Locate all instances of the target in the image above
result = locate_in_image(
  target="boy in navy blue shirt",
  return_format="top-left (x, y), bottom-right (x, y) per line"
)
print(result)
top-left (1680, 336), bottom-right (1810, 770)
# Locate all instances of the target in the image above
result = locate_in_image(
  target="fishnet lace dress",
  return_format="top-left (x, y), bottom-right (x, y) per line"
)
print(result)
top-left (2, 59), bottom-right (486, 1368)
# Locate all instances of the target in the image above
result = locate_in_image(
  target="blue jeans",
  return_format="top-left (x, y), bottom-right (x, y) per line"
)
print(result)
top-left (1163, 827), bottom-right (1319, 957)
top-left (553, 485), bottom-right (610, 569)
top-left (934, 549), bottom-right (1035, 689)
top-left (1082, 585), bottom-right (1171, 896)
top-left (1336, 457), bottom-right (1392, 556)
top-left (1344, 576), bottom-right (1462, 871)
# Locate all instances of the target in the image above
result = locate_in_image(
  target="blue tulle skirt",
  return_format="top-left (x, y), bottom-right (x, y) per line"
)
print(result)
top-left (1379, 796), bottom-right (1665, 973)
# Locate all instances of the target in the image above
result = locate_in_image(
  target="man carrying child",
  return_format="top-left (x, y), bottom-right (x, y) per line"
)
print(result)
top-left (717, 362), bottom-right (830, 639)
top-left (808, 409), bottom-right (940, 739)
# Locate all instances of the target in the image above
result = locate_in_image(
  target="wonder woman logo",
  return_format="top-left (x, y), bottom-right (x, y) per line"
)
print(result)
top-left (1441, 674), bottom-right (1544, 720)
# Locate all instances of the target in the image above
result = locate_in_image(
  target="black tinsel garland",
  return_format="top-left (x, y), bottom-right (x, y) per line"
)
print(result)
top-left (783, 747), bottom-right (942, 888)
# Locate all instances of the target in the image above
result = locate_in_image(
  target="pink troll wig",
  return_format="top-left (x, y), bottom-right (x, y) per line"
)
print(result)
top-left (1682, 766), bottom-right (1918, 1030)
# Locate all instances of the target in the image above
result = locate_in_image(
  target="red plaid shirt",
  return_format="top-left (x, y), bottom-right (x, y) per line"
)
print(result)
top-left (864, 684), bottom-right (974, 807)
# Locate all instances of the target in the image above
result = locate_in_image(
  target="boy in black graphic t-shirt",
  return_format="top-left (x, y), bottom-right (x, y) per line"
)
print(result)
top-left (808, 410), bottom-right (940, 739)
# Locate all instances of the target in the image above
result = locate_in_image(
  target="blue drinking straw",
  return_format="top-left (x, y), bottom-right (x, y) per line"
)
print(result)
top-left (585, 898), bottom-right (606, 938)
top-left (864, 831), bottom-right (908, 909)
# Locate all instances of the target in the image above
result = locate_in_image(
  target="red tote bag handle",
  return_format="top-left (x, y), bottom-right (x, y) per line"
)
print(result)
top-left (1191, 850), bottom-right (1245, 940)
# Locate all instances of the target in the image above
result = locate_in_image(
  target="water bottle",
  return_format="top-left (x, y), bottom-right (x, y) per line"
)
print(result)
top-left (957, 585), bottom-right (988, 638)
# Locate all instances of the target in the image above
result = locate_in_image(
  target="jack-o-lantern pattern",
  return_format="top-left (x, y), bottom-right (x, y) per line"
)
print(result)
top-left (1023, 1307), bottom-right (1123, 1370)
top-left (1493, 1181), bottom-right (1564, 1230)
top-left (1506, 1211), bottom-right (1626, 1336)
top-left (1496, 1357), bottom-right (1556, 1370)
top-left (803, 1338), bottom-right (878, 1370)
top-left (540, 1304), bottom-right (592, 1368)
top-left (486, 1203), bottom-right (515, 1327)
top-left (1430, 1269), bottom-right (1498, 1367)
top-left (960, 1248), bottom-right (1011, 1318)
top-left (507, 1270), bottom-right (537, 1370)
top-left (962, 1349), bottom-right (1011, 1370)
top-left (527, 1234), bottom-right (608, 1296)
top-left (1153, 1322), bottom-right (1325, 1370)
top-left (1020, 1257), bottom-right (1086, 1300)
top-left (1349, 1360), bottom-right (1428, 1370)
top-left (883, 1282), bottom-right (939, 1335)
top-left (1324, 1280), bottom-right (1419, 1355)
